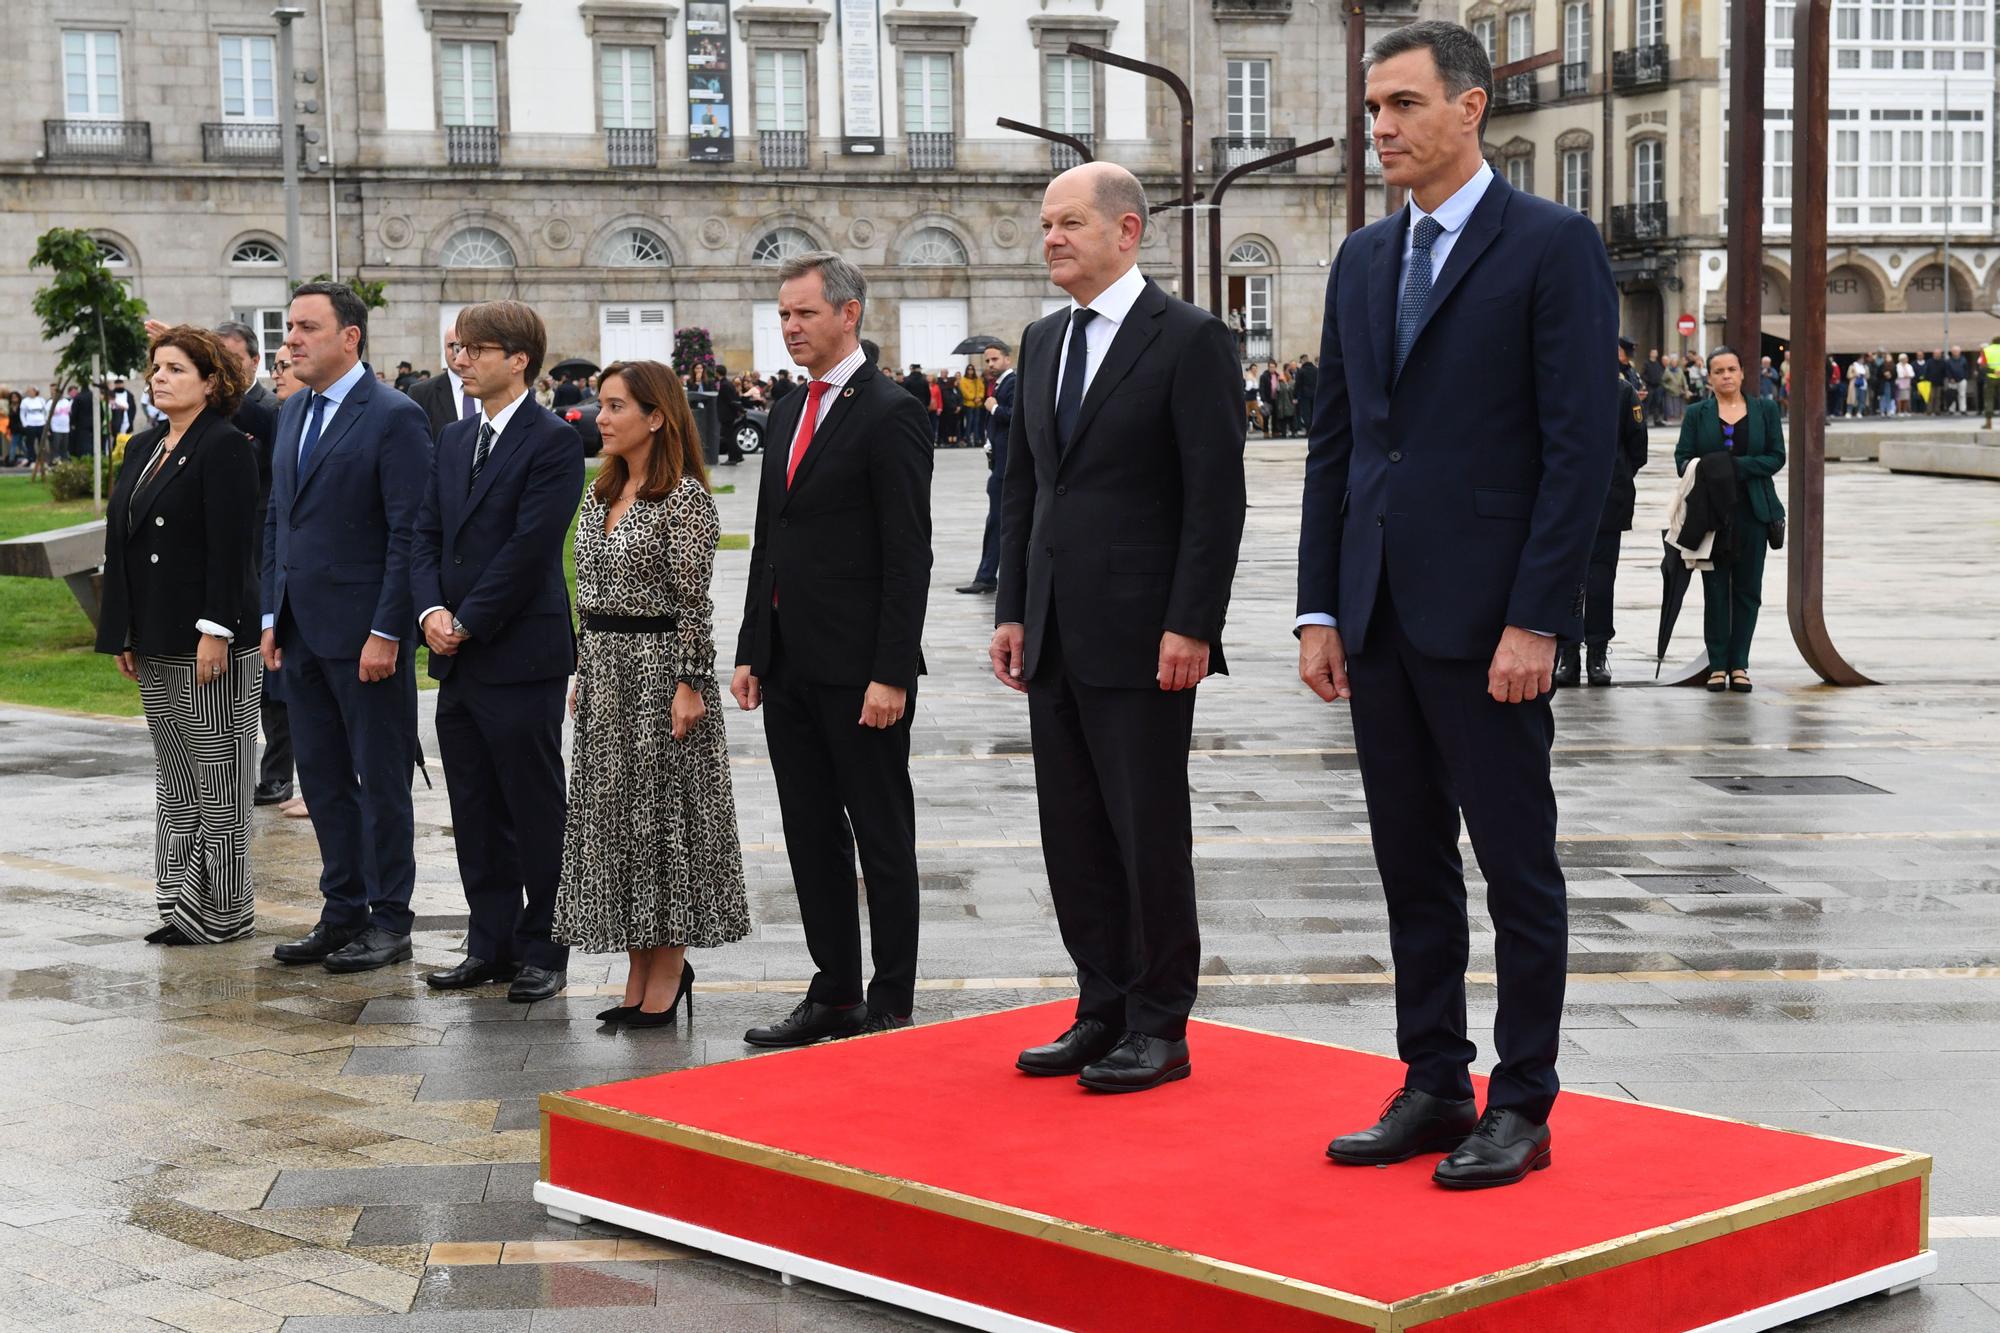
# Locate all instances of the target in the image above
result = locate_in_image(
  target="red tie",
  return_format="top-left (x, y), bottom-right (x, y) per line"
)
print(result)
top-left (786, 381), bottom-right (831, 487)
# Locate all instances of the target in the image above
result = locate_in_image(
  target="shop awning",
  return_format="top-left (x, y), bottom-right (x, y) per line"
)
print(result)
top-left (1761, 311), bottom-right (2000, 353)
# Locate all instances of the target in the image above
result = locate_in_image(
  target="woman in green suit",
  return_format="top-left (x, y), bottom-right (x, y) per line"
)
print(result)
top-left (1674, 346), bottom-right (1786, 693)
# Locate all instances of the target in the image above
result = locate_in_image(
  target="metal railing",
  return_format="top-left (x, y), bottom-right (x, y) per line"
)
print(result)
top-left (44, 119), bottom-right (151, 162)
top-left (1610, 200), bottom-right (1670, 243)
top-left (607, 127), bottom-right (657, 168)
top-left (1492, 73), bottom-right (1540, 110)
top-left (446, 123), bottom-right (501, 166)
top-left (759, 130), bottom-right (808, 168)
top-left (907, 131), bottom-right (955, 171)
top-left (1050, 133), bottom-right (1094, 170)
top-left (1238, 327), bottom-right (1274, 363)
top-left (1612, 43), bottom-right (1670, 89)
top-left (1559, 61), bottom-right (1591, 97)
top-left (1211, 135), bottom-right (1298, 173)
top-left (201, 122), bottom-right (304, 165)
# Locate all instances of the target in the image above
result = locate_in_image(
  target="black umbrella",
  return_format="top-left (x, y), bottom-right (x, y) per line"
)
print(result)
top-left (549, 356), bottom-right (600, 380)
top-left (1654, 533), bottom-right (1696, 679)
top-left (950, 335), bottom-right (1007, 356)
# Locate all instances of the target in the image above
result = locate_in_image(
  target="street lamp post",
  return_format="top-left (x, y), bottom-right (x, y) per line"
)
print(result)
top-left (273, 5), bottom-right (307, 293)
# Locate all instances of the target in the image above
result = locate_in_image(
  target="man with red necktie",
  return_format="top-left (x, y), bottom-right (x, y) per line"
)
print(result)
top-left (731, 251), bottom-right (934, 1048)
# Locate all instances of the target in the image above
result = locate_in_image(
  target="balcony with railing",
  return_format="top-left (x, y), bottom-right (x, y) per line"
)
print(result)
top-left (1612, 44), bottom-right (1670, 89)
top-left (44, 119), bottom-right (152, 163)
top-left (759, 130), bottom-right (808, 168)
top-left (1610, 200), bottom-right (1670, 244)
top-left (1211, 135), bottom-right (1298, 173)
top-left (446, 124), bottom-right (501, 166)
top-left (201, 122), bottom-right (306, 165)
top-left (907, 131), bottom-right (955, 172)
top-left (606, 127), bottom-right (657, 168)
top-left (1559, 61), bottom-right (1591, 97)
top-left (1050, 133), bottom-right (1095, 170)
top-left (1492, 73), bottom-right (1540, 112)
top-left (1237, 327), bottom-right (1274, 363)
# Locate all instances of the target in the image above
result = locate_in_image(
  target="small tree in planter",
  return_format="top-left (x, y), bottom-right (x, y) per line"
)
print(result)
top-left (672, 326), bottom-right (717, 379)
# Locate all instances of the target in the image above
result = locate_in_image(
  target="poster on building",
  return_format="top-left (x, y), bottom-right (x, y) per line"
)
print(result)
top-left (837, 0), bottom-right (882, 156)
top-left (687, 0), bottom-right (734, 162)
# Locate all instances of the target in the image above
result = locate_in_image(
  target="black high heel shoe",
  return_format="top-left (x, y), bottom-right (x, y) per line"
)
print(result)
top-left (596, 1004), bottom-right (638, 1023)
top-left (623, 961), bottom-right (696, 1030)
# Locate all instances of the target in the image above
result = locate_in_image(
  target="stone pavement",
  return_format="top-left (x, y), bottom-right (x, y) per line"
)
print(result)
top-left (1, 442), bottom-right (1997, 1332)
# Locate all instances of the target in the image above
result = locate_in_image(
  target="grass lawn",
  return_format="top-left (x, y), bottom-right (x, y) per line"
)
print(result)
top-left (0, 475), bottom-right (744, 718)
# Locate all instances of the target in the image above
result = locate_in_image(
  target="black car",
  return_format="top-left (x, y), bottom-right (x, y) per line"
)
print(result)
top-left (561, 397), bottom-right (766, 459)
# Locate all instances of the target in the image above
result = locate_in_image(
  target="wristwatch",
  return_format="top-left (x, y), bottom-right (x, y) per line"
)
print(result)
top-left (676, 674), bottom-right (707, 691)
top-left (451, 616), bottom-right (469, 638)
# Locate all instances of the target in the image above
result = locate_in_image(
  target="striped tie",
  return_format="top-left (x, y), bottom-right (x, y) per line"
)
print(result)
top-left (1393, 215), bottom-right (1444, 381)
top-left (470, 421), bottom-right (495, 489)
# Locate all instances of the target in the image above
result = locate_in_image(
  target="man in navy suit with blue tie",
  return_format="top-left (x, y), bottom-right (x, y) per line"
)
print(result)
top-left (263, 282), bottom-right (432, 973)
top-left (411, 301), bottom-right (583, 1003)
top-left (1297, 23), bottom-right (1616, 1188)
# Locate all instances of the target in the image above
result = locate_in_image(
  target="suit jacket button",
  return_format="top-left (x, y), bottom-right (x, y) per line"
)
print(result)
top-left (1044, 545), bottom-right (1054, 556)
top-left (154, 515), bottom-right (165, 526)
top-left (1055, 485), bottom-right (1067, 496)
top-left (149, 553), bottom-right (159, 563)
top-left (779, 518), bottom-right (789, 528)
top-left (453, 556), bottom-right (463, 565)
top-left (1388, 450), bottom-right (1403, 463)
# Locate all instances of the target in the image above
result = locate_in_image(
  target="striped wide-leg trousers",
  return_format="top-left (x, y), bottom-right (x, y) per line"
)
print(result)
top-left (137, 648), bottom-right (262, 942)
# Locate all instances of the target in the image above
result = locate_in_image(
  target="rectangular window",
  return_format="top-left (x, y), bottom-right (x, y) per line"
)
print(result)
top-left (1835, 129), bottom-right (1860, 197)
top-left (1933, 3), bottom-right (1956, 38)
top-left (1869, 129), bottom-right (1894, 195)
top-left (1968, 51), bottom-right (1988, 68)
top-left (1562, 148), bottom-right (1591, 212)
top-left (1836, 206), bottom-right (1858, 223)
top-left (1871, 2), bottom-right (1895, 36)
top-left (1774, 0), bottom-right (1796, 39)
top-left (439, 40), bottom-right (498, 126)
top-left (1872, 48), bottom-right (1895, 65)
top-left (1225, 58), bottom-right (1270, 139)
top-left (1962, 130), bottom-right (1985, 196)
top-left (1839, 48), bottom-right (1861, 65)
top-left (1563, 1), bottom-right (1591, 66)
top-left (755, 49), bottom-right (807, 132)
top-left (1901, 5), bottom-right (1924, 36)
top-left (1934, 50), bottom-right (1957, 66)
top-left (1903, 50), bottom-right (1925, 67)
top-left (1633, 139), bottom-right (1663, 204)
top-left (600, 45), bottom-right (654, 130)
top-left (219, 35), bottom-right (276, 121)
top-left (1506, 10), bottom-right (1533, 62)
top-left (1931, 130), bottom-right (1951, 195)
top-left (1899, 129), bottom-right (1923, 194)
top-left (1870, 205), bottom-right (1892, 221)
top-left (1769, 128), bottom-right (1793, 201)
top-left (1044, 54), bottom-right (1092, 135)
top-left (903, 52), bottom-right (952, 134)
top-left (1503, 154), bottom-right (1530, 191)
top-left (1965, 4), bottom-right (1988, 40)
top-left (1637, 0), bottom-right (1665, 45)
top-left (1776, 46), bottom-right (1794, 65)
top-left (63, 30), bottom-right (122, 118)
top-left (1836, 0), bottom-right (1861, 36)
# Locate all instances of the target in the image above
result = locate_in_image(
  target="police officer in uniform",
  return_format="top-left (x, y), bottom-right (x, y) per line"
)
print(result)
top-left (1556, 359), bottom-right (1648, 687)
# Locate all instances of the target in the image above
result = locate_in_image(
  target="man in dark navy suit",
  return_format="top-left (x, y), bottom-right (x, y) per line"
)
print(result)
top-left (411, 301), bottom-right (584, 1004)
top-left (264, 282), bottom-right (432, 973)
top-left (956, 340), bottom-right (1014, 595)
top-left (1297, 22), bottom-right (1616, 1187)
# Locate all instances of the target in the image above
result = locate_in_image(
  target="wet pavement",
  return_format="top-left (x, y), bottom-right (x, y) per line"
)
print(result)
top-left (1, 443), bottom-right (1997, 1331)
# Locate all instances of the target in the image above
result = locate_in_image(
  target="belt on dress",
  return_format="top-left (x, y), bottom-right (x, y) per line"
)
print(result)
top-left (578, 612), bottom-right (677, 633)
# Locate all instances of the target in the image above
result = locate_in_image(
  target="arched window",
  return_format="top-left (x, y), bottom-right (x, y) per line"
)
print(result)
top-left (1227, 239), bottom-right (1274, 267)
top-left (93, 237), bottom-right (131, 267)
top-left (231, 239), bottom-right (283, 266)
top-left (751, 226), bottom-right (814, 266)
top-left (902, 227), bottom-right (968, 266)
top-left (601, 228), bottom-right (671, 266)
top-left (440, 226), bottom-right (516, 269)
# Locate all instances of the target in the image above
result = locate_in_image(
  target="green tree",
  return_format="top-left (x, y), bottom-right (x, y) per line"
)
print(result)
top-left (29, 228), bottom-right (149, 388)
top-left (309, 273), bottom-right (390, 311)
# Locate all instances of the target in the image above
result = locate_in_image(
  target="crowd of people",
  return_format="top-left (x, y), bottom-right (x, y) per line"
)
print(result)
top-left (1826, 345), bottom-right (1996, 418)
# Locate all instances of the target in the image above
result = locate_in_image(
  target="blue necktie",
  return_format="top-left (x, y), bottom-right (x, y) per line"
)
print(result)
top-left (1055, 307), bottom-right (1098, 449)
top-left (297, 391), bottom-right (328, 471)
top-left (1393, 215), bottom-right (1445, 380)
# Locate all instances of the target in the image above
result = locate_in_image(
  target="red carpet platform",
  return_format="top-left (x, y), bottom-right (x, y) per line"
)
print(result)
top-left (536, 1001), bottom-right (1933, 1331)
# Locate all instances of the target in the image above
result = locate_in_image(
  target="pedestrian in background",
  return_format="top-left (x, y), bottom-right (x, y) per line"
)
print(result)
top-left (1294, 352), bottom-right (1319, 429)
top-left (48, 390), bottom-right (73, 472)
top-left (1556, 343), bottom-right (1648, 689)
top-left (1894, 353), bottom-right (1913, 412)
top-left (958, 362), bottom-right (985, 443)
top-left (1661, 354), bottom-right (1687, 423)
top-left (556, 359), bottom-right (747, 1028)
top-left (95, 326), bottom-right (262, 945)
top-left (1642, 348), bottom-right (1666, 425)
top-left (18, 386), bottom-right (48, 466)
top-left (1273, 364), bottom-right (1298, 438)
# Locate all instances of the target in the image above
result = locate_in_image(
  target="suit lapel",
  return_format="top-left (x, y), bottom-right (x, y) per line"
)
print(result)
top-left (1397, 177), bottom-right (1510, 387)
top-left (124, 425), bottom-right (181, 533)
top-left (1063, 280), bottom-right (1165, 460)
top-left (1369, 214), bottom-right (1405, 393)
top-left (780, 360), bottom-right (873, 506)
top-left (295, 369), bottom-right (374, 500)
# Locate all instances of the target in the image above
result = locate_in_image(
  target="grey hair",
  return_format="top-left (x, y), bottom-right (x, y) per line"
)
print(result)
top-left (778, 250), bottom-right (868, 329)
top-left (1365, 20), bottom-right (1493, 110)
top-left (1092, 167), bottom-right (1149, 242)
top-left (214, 320), bottom-right (261, 360)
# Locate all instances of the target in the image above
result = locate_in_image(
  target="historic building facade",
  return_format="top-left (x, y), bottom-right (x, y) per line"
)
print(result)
top-left (2, 0), bottom-right (1428, 384)
top-left (1458, 0), bottom-right (2000, 356)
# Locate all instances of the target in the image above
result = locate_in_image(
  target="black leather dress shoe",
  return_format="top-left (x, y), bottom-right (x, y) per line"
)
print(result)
top-left (1433, 1108), bottom-right (1552, 1189)
top-left (273, 922), bottom-right (362, 965)
top-left (1016, 1018), bottom-right (1119, 1076)
top-left (507, 966), bottom-right (567, 1003)
top-left (321, 926), bottom-right (413, 974)
top-left (743, 998), bottom-right (866, 1048)
top-left (859, 1009), bottom-right (912, 1035)
top-left (253, 780), bottom-right (294, 806)
top-left (1327, 1088), bottom-right (1479, 1165)
top-left (1077, 1032), bottom-right (1191, 1093)
top-left (954, 581), bottom-right (996, 595)
top-left (425, 957), bottom-right (520, 990)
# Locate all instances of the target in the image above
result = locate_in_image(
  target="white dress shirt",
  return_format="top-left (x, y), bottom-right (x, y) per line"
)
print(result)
top-left (785, 343), bottom-right (868, 456)
top-left (1055, 262), bottom-right (1148, 403)
top-left (419, 389), bottom-right (530, 633)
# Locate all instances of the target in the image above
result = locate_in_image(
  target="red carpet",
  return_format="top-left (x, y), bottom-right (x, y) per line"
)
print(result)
top-left (540, 1001), bottom-right (1931, 1330)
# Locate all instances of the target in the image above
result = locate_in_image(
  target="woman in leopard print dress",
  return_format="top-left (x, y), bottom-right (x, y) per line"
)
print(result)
top-left (554, 360), bottom-right (748, 1027)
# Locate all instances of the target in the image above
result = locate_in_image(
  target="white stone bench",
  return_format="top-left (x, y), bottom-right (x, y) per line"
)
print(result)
top-left (0, 519), bottom-right (107, 627)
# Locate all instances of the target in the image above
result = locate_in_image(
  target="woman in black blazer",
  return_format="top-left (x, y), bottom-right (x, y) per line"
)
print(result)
top-left (96, 327), bottom-right (262, 944)
top-left (1673, 346), bottom-right (1786, 693)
